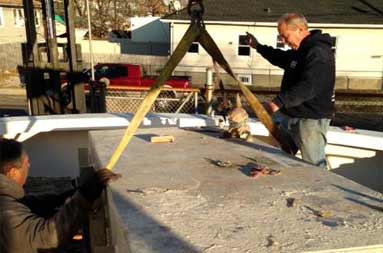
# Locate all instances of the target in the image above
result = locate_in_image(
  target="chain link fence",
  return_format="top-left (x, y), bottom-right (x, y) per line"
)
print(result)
top-left (98, 85), bottom-right (383, 131)
top-left (209, 89), bottom-right (383, 114)
top-left (207, 89), bottom-right (383, 131)
top-left (105, 87), bottom-right (200, 114)
top-left (104, 86), bottom-right (383, 115)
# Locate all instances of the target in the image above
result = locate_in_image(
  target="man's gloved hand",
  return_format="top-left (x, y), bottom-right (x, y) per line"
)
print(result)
top-left (79, 168), bottom-right (121, 202)
top-left (246, 32), bottom-right (259, 49)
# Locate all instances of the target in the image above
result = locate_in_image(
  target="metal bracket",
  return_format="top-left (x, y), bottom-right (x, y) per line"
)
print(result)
top-left (187, 0), bottom-right (205, 26)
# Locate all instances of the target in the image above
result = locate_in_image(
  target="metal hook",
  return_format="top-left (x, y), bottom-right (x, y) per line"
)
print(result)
top-left (187, 0), bottom-right (205, 25)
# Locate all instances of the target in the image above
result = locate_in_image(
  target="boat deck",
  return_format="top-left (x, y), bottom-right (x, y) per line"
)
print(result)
top-left (89, 127), bottom-right (383, 253)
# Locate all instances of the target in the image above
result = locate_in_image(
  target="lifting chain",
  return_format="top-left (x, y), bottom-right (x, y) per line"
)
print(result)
top-left (187, 0), bottom-right (205, 26)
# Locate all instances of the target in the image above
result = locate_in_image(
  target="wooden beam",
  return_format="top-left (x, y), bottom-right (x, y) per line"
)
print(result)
top-left (151, 135), bottom-right (175, 143)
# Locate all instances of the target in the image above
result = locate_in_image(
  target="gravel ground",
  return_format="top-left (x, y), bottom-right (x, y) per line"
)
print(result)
top-left (332, 112), bottom-right (383, 132)
top-left (0, 70), bottom-right (23, 88)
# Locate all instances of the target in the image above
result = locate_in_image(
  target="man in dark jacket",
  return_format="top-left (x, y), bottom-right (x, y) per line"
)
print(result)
top-left (0, 138), bottom-right (120, 253)
top-left (246, 13), bottom-right (335, 168)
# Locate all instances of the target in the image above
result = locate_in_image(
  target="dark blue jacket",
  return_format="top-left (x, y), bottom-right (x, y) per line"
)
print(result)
top-left (257, 30), bottom-right (335, 119)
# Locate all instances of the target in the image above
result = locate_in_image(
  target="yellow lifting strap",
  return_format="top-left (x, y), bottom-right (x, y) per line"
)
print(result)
top-left (105, 23), bottom-right (201, 170)
top-left (198, 29), bottom-right (295, 154)
top-left (106, 13), bottom-right (294, 170)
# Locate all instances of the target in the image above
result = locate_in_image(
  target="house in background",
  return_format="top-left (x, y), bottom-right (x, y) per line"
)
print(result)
top-left (162, 0), bottom-right (383, 90)
top-left (0, 0), bottom-right (43, 43)
top-left (111, 16), bottom-right (170, 56)
top-left (108, 0), bottom-right (187, 56)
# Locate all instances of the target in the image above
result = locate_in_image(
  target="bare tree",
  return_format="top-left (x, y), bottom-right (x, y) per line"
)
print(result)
top-left (55, 0), bottom-right (168, 39)
top-left (138, 0), bottom-right (167, 16)
top-left (73, 0), bottom-right (86, 16)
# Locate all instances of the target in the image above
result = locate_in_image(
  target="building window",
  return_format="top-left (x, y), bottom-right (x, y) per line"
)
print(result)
top-left (238, 35), bottom-right (250, 56)
top-left (0, 8), bottom-right (4, 27)
top-left (237, 74), bottom-right (252, 85)
top-left (13, 8), bottom-right (25, 26)
top-left (188, 42), bottom-right (199, 53)
top-left (276, 35), bottom-right (285, 48)
top-left (330, 36), bottom-right (337, 54)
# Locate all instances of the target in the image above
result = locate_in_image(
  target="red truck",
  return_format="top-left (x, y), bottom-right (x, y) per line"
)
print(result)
top-left (89, 63), bottom-right (191, 89)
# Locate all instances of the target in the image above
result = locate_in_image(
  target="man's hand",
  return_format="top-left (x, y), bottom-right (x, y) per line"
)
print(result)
top-left (97, 168), bottom-right (121, 185)
top-left (246, 32), bottom-right (259, 49)
top-left (79, 168), bottom-right (121, 202)
top-left (263, 101), bottom-right (280, 114)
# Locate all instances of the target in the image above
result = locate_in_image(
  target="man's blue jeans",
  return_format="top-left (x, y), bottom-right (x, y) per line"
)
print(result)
top-left (273, 112), bottom-right (331, 168)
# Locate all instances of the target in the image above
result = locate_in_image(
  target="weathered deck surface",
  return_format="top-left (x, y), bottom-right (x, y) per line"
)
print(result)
top-left (89, 127), bottom-right (383, 253)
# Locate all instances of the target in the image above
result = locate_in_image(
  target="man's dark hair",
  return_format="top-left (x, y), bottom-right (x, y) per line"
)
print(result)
top-left (0, 138), bottom-right (23, 174)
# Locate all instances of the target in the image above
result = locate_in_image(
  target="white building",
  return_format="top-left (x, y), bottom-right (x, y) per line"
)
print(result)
top-left (0, 0), bottom-right (43, 43)
top-left (162, 0), bottom-right (383, 89)
top-left (109, 16), bottom-right (170, 56)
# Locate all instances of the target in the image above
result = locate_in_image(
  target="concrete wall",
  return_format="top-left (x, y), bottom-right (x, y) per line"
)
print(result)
top-left (0, 42), bottom-right (22, 70)
top-left (79, 40), bottom-right (121, 54)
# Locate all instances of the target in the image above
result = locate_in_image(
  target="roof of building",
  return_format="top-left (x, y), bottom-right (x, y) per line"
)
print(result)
top-left (163, 0), bottom-right (383, 25)
top-left (0, 0), bottom-right (41, 8)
